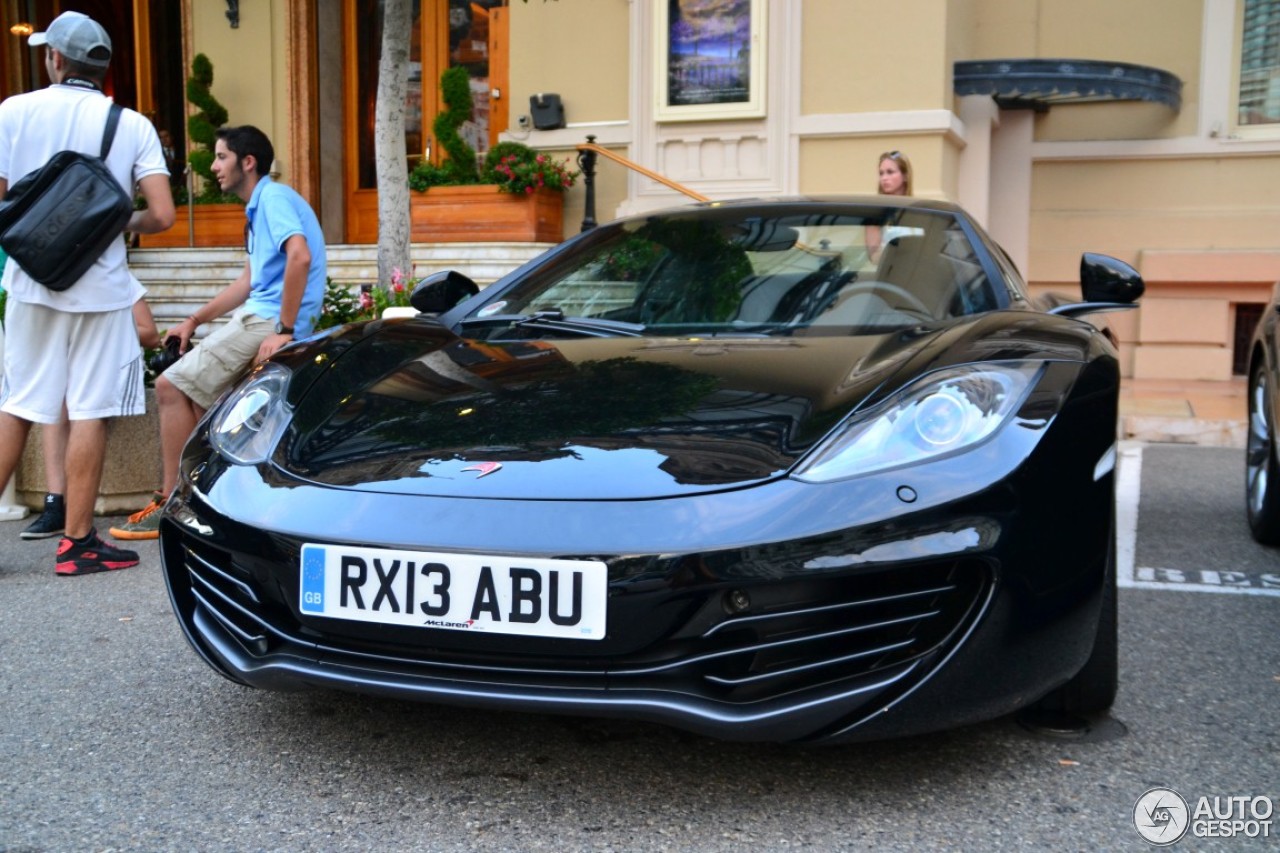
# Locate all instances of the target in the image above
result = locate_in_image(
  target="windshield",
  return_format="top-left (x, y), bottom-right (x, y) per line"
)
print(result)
top-left (463, 207), bottom-right (1001, 339)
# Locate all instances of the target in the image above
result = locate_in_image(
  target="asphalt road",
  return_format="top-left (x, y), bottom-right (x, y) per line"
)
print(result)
top-left (1, 443), bottom-right (1277, 851)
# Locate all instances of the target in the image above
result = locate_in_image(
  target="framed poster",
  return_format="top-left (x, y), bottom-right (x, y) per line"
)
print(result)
top-left (655, 0), bottom-right (766, 122)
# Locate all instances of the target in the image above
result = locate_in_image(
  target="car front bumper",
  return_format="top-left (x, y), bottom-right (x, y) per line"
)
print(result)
top-left (161, 392), bottom-right (1114, 743)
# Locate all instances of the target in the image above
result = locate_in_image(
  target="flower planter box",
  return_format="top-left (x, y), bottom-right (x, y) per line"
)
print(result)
top-left (139, 203), bottom-right (245, 248)
top-left (346, 185), bottom-right (564, 244)
top-left (15, 389), bottom-right (161, 515)
top-left (413, 185), bottom-right (565, 243)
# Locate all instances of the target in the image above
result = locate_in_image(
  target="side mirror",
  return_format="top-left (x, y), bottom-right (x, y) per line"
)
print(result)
top-left (1081, 253), bottom-right (1144, 304)
top-left (409, 270), bottom-right (480, 314)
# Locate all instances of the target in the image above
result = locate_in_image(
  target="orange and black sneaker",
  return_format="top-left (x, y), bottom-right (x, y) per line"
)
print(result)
top-left (109, 492), bottom-right (166, 541)
top-left (55, 529), bottom-right (140, 576)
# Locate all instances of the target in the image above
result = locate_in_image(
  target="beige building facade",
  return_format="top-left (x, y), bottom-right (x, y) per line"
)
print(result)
top-left (4, 0), bottom-right (1278, 380)
top-left (497, 0), bottom-right (1280, 382)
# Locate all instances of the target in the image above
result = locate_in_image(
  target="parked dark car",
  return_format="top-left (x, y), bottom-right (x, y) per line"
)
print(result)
top-left (160, 197), bottom-right (1142, 743)
top-left (1246, 283), bottom-right (1280, 543)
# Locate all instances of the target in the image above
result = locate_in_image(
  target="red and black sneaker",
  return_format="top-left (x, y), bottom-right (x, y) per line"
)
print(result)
top-left (55, 529), bottom-right (140, 576)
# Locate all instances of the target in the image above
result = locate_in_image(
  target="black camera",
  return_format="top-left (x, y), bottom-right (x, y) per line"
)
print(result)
top-left (147, 336), bottom-right (183, 376)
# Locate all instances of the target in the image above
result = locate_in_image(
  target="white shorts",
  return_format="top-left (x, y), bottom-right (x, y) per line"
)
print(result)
top-left (0, 299), bottom-right (145, 423)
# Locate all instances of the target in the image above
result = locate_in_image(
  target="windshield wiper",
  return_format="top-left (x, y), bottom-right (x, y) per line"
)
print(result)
top-left (461, 309), bottom-right (647, 338)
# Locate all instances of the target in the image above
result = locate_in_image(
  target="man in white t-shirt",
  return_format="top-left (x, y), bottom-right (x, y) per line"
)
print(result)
top-left (0, 11), bottom-right (175, 576)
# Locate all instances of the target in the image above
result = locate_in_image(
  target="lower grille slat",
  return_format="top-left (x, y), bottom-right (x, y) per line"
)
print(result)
top-left (703, 583), bottom-right (957, 637)
top-left (615, 609), bottom-right (942, 675)
top-left (704, 638), bottom-right (916, 686)
top-left (192, 588), bottom-right (267, 647)
top-left (186, 545), bottom-right (259, 603)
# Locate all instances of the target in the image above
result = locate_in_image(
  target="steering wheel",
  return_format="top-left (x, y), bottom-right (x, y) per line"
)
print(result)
top-left (834, 281), bottom-right (933, 319)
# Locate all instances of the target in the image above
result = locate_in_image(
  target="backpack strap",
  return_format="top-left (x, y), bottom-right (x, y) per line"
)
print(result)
top-left (99, 102), bottom-right (123, 160)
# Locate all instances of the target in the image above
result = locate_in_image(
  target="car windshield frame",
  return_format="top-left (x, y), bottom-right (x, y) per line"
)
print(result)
top-left (457, 204), bottom-right (1008, 340)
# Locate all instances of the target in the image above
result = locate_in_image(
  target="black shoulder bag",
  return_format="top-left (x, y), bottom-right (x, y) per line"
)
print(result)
top-left (0, 102), bottom-right (134, 291)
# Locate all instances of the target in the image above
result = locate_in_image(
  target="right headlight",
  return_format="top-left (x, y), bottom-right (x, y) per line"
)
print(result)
top-left (208, 363), bottom-right (294, 465)
top-left (792, 362), bottom-right (1042, 483)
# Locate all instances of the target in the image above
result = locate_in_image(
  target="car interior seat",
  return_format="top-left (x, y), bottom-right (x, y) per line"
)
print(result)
top-left (874, 234), bottom-right (959, 319)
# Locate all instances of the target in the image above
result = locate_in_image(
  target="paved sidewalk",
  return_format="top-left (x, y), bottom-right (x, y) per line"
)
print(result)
top-left (1120, 377), bottom-right (1247, 448)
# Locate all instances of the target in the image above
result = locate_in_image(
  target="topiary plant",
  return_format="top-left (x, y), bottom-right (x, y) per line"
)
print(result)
top-left (185, 53), bottom-right (235, 203)
top-left (432, 65), bottom-right (480, 185)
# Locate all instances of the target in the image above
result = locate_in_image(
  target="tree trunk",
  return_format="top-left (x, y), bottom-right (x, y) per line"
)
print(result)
top-left (375, 0), bottom-right (412, 289)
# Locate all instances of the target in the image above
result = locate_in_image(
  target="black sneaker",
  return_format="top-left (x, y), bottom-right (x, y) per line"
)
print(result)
top-left (55, 529), bottom-right (140, 576)
top-left (20, 493), bottom-right (66, 540)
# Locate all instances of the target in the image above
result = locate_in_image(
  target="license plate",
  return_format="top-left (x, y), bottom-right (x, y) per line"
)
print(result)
top-left (298, 544), bottom-right (607, 641)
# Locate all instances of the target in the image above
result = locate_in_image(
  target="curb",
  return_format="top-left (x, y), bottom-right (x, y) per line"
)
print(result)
top-left (1121, 415), bottom-right (1246, 449)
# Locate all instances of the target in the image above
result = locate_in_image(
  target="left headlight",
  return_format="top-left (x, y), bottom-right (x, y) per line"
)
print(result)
top-left (793, 362), bottom-right (1042, 483)
top-left (209, 363), bottom-right (294, 465)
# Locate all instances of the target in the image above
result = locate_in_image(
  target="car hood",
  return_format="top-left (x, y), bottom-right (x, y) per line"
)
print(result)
top-left (278, 316), bottom-right (1044, 500)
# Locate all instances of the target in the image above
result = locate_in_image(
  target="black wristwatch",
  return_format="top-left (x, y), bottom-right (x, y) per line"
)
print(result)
top-left (274, 321), bottom-right (294, 336)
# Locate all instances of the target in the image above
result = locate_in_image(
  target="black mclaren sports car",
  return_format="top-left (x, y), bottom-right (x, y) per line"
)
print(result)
top-left (160, 197), bottom-right (1143, 743)
top-left (1246, 282), bottom-right (1280, 544)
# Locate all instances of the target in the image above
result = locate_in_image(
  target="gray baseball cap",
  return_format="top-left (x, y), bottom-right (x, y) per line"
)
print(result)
top-left (29, 11), bottom-right (112, 68)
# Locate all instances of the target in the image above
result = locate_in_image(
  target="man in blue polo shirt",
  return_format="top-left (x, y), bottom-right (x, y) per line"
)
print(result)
top-left (110, 125), bottom-right (326, 540)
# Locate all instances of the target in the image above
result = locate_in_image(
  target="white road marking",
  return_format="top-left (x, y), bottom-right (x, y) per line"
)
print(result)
top-left (1116, 441), bottom-right (1143, 589)
top-left (1116, 441), bottom-right (1280, 597)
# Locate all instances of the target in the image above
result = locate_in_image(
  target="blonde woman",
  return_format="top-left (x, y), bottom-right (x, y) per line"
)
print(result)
top-left (877, 150), bottom-right (912, 196)
top-left (867, 150), bottom-right (913, 261)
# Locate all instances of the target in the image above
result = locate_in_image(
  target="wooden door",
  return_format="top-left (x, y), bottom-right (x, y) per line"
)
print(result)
top-left (343, 0), bottom-right (511, 244)
top-left (424, 0), bottom-right (505, 163)
top-left (488, 5), bottom-right (509, 150)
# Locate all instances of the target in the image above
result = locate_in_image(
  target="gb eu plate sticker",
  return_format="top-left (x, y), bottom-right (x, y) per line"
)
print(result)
top-left (300, 544), bottom-right (326, 612)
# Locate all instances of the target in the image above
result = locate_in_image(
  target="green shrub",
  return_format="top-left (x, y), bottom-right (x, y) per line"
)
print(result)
top-left (408, 159), bottom-right (454, 192)
top-left (432, 66), bottom-right (480, 186)
top-left (313, 277), bottom-right (366, 331)
top-left (185, 54), bottom-right (238, 203)
top-left (483, 143), bottom-right (578, 195)
top-left (481, 141), bottom-right (536, 176)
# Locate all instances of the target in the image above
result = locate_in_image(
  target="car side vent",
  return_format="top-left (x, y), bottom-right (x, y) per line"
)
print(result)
top-left (611, 560), bottom-right (989, 705)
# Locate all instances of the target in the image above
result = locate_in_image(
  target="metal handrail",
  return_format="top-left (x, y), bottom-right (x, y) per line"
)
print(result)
top-left (574, 135), bottom-right (709, 232)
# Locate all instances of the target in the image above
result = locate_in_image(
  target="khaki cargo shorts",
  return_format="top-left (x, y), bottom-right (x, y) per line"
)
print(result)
top-left (164, 309), bottom-right (274, 409)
